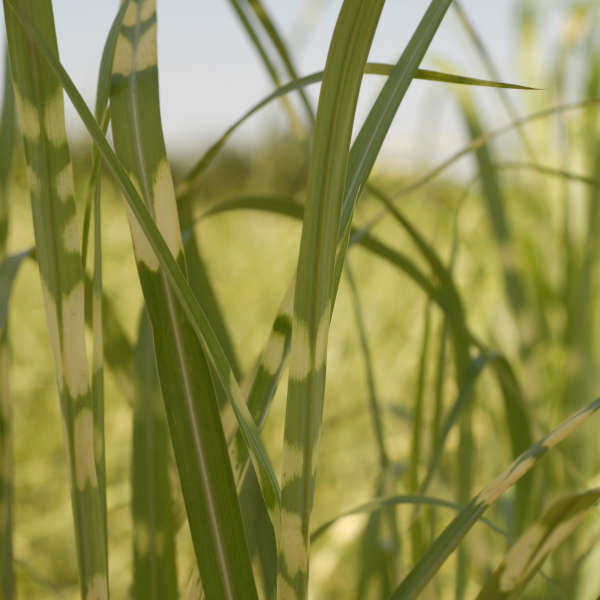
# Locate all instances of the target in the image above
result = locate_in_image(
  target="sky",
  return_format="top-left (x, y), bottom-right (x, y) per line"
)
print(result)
top-left (0, 1), bottom-right (567, 171)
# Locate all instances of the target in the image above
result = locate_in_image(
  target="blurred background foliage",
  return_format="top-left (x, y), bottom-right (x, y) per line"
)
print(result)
top-left (4, 0), bottom-right (600, 598)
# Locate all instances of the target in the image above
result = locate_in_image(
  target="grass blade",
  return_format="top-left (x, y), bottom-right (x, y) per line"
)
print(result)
top-left (475, 490), bottom-right (600, 600)
top-left (278, 3), bottom-right (385, 597)
top-left (131, 310), bottom-right (177, 599)
top-left (492, 161), bottom-right (600, 188)
top-left (409, 303), bottom-right (432, 562)
top-left (458, 93), bottom-right (531, 352)
top-left (0, 47), bottom-right (16, 600)
top-left (388, 398), bottom-right (600, 600)
top-left (81, 0), bottom-right (130, 269)
top-left (346, 265), bottom-right (390, 471)
top-left (245, 0), bottom-right (315, 122)
top-left (489, 356), bottom-right (535, 533)
top-left (354, 494), bottom-right (397, 599)
top-left (108, 2), bottom-right (259, 597)
top-left (227, 0), bottom-right (303, 136)
top-left (86, 3), bottom-right (130, 572)
top-left (311, 495), bottom-right (508, 544)
top-left (409, 304), bottom-right (431, 495)
top-left (0, 253), bottom-right (29, 357)
top-left (453, 0), bottom-right (538, 160)
top-left (427, 217), bottom-right (459, 546)
top-left (4, 1), bottom-right (108, 596)
top-left (240, 467), bottom-right (278, 600)
top-left (0, 50), bottom-right (15, 255)
top-left (420, 355), bottom-right (487, 494)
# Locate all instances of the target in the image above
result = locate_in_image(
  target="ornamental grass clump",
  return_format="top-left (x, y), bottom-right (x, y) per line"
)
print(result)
top-left (1, 1), bottom-right (600, 599)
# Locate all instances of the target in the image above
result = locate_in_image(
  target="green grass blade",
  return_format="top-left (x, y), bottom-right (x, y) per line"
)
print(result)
top-left (0, 49), bottom-right (16, 600)
top-left (245, 0), bottom-right (315, 122)
top-left (410, 215), bottom-right (457, 567)
top-left (329, 0), bottom-right (453, 284)
top-left (226, 2), bottom-right (284, 88)
top-left (81, 0), bottom-right (130, 269)
top-left (475, 490), bottom-right (600, 600)
top-left (453, 0), bottom-right (538, 160)
top-left (5, 0), bottom-right (281, 542)
top-left (91, 169), bottom-right (108, 557)
top-left (492, 161), bottom-right (600, 188)
top-left (431, 319), bottom-right (450, 457)
top-left (227, 0), bottom-right (303, 136)
top-left (245, 280), bottom-right (294, 429)
top-left (131, 310), bottom-right (177, 599)
top-left (197, 194), bottom-right (302, 223)
top-left (87, 4), bottom-right (129, 569)
top-left (458, 93), bottom-right (530, 351)
top-left (230, 280), bottom-right (294, 497)
top-left (402, 67), bottom-right (535, 90)
top-left (419, 349), bottom-right (534, 537)
top-left (183, 196), bottom-right (266, 595)
top-left (409, 303), bottom-right (431, 494)
top-left (456, 398), bottom-right (473, 599)
top-left (409, 303), bottom-right (432, 562)
top-left (354, 493), bottom-right (396, 599)
top-left (278, 3), bottom-right (385, 596)
top-left (346, 264), bottom-right (389, 468)
top-left (311, 494), bottom-right (508, 544)
top-left (0, 253), bottom-right (30, 362)
top-left (490, 357), bottom-right (534, 533)
top-left (420, 355), bottom-right (486, 494)
top-left (3, 1), bottom-right (108, 596)
top-left (184, 468), bottom-right (279, 600)
top-left (175, 62), bottom-right (530, 199)
top-left (564, 59), bottom-right (600, 423)
top-left (388, 398), bottom-right (600, 600)
top-left (364, 185), bottom-right (466, 328)
top-left (240, 467), bottom-right (278, 600)
top-left (0, 325), bottom-right (12, 600)
top-left (0, 49), bottom-right (16, 254)
top-left (429, 218), bottom-right (458, 525)
top-left (108, 3), bottom-right (259, 597)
